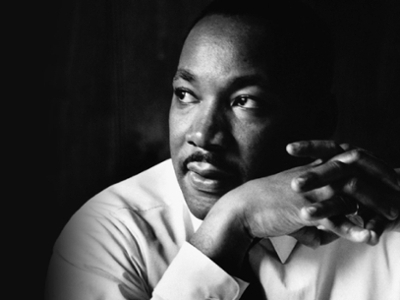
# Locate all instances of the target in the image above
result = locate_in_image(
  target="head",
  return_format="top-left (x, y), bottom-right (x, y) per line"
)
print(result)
top-left (169, 0), bottom-right (337, 219)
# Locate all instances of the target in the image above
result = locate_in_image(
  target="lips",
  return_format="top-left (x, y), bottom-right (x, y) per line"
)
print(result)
top-left (186, 161), bottom-right (237, 194)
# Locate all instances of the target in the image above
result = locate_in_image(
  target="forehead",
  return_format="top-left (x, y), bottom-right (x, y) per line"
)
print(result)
top-left (178, 15), bottom-right (275, 77)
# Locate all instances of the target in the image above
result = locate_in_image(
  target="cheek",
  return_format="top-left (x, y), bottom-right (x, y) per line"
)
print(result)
top-left (234, 119), bottom-right (294, 178)
top-left (234, 122), bottom-right (270, 163)
top-left (234, 117), bottom-right (276, 151)
top-left (168, 104), bottom-right (189, 155)
top-left (168, 110), bottom-right (179, 154)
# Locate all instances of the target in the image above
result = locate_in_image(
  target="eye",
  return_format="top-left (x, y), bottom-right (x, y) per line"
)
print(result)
top-left (174, 88), bottom-right (186, 100)
top-left (233, 95), bottom-right (262, 109)
top-left (173, 87), bottom-right (197, 104)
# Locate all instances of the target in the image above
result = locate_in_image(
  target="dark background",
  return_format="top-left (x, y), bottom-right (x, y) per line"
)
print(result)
top-left (42, 0), bottom-right (399, 297)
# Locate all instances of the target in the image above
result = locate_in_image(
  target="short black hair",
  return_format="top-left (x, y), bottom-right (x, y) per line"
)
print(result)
top-left (186, 0), bottom-right (337, 138)
top-left (193, 0), bottom-right (335, 98)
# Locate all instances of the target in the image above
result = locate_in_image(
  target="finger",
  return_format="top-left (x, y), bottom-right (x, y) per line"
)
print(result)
top-left (292, 149), bottom-right (399, 193)
top-left (299, 204), bottom-right (373, 243)
top-left (291, 160), bottom-right (351, 192)
top-left (286, 140), bottom-right (345, 160)
top-left (301, 177), bottom-right (399, 221)
top-left (300, 196), bottom-right (358, 221)
top-left (364, 215), bottom-right (389, 245)
top-left (300, 196), bottom-right (380, 231)
top-left (334, 149), bottom-right (399, 188)
top-left (292, 156), bottom-right (400, 220)
top-left (342, 177), bottom-right (399, 220)
top-left (339, 143), bottom-right (352, 151)
top-left (315, 216), bottom-right (372, 244)
top-left (301, 185), bottom-right (336, 202)
top-left (290, 227), bottom-right (339, 248)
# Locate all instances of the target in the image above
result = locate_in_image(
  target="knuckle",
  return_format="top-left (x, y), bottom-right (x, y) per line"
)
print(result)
top-left (329, 160), bottom-right (345, 172)
top-left (350, 149), bottom-right (365, 161)
top-left (346, 177), bottom-right (359, 193)
top-left (350, 148), bottom-right (377, 162)
top-left (298, 140), bottom-right (310, 149)
top-left (340, 143), bottom-right (352, 151)
top-left (325, 140), bottom-right (338, 148)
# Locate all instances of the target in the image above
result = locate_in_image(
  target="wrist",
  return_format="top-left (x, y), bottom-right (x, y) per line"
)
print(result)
top-left (189, 194), bottom-right (254, 277)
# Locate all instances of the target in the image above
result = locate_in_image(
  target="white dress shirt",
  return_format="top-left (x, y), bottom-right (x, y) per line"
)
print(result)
top-left (46, 159), bottom-right (400, 300)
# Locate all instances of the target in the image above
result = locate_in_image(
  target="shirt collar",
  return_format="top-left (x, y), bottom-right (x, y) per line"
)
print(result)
top-left (269, 236), bottom-right (297, 264)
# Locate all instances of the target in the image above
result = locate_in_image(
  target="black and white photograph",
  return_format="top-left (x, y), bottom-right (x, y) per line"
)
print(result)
top-left (43, 0), bottom-right (400, 299)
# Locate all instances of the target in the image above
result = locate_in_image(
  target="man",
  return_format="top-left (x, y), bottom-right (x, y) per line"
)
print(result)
top-left (45, 0), bottom-right (400, 299)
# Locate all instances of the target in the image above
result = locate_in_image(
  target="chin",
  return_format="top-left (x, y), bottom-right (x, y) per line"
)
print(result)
top-left (182, 188), bottom-right (222, 220)
top-left (177, 170), bottom-right (235, 219)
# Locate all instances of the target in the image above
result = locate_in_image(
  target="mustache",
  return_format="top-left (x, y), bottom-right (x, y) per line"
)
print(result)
top-left (183, 152), bottom-right (241, 174)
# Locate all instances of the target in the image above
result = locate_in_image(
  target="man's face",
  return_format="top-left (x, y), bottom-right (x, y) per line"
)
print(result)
top-left (169, 15), bottom-right (310, 219)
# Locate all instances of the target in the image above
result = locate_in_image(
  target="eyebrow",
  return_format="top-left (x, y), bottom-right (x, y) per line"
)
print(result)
top-left (230, 74), bottom-right (270, 90)
top-left (173, 68), bottom-right (270, 89)
top-left (173, 69), bottom-right (196, 82)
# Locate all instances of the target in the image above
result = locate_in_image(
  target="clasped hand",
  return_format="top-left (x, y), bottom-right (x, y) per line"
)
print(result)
top-left (191, 140), bottom-right (399, 276)
top-left (225, 140), bottom-right (399, 249)
top-left (287, 140), bottom-right (400, 246)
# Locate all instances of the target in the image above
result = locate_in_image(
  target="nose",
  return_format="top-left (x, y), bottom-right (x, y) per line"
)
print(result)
top-left (185, 100), bottom-right (230, 151)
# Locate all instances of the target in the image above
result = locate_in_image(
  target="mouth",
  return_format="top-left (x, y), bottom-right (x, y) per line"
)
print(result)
top-left (186, 161), bottom-right (238, 194)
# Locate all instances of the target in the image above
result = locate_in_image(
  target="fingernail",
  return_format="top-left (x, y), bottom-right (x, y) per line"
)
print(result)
top-left (287, 143), bottom-right (299, 154)
top-left (306, 206), bottom-right (318, 216)
top-left (291, 177), bottom-right (303, 191)
top-left (290, 142), bottom-right (301, 149)
top-left (295, 176), bottom-right (307, 187)
top-left (288, 142), bottom-right (306, 153)
top-left (368, 231), bottom-right (380, 246)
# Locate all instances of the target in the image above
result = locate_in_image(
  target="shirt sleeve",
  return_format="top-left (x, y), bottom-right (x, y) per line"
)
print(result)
top-left (45, 194), bottom-right (249, 300)
top-left (152, 242), bottom-right (249, 300)
top-left (45, 203), bottom-right (153, 300)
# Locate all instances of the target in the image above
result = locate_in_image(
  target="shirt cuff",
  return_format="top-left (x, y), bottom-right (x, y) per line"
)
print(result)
top-left (152, 242), bottom-right (249, 300)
